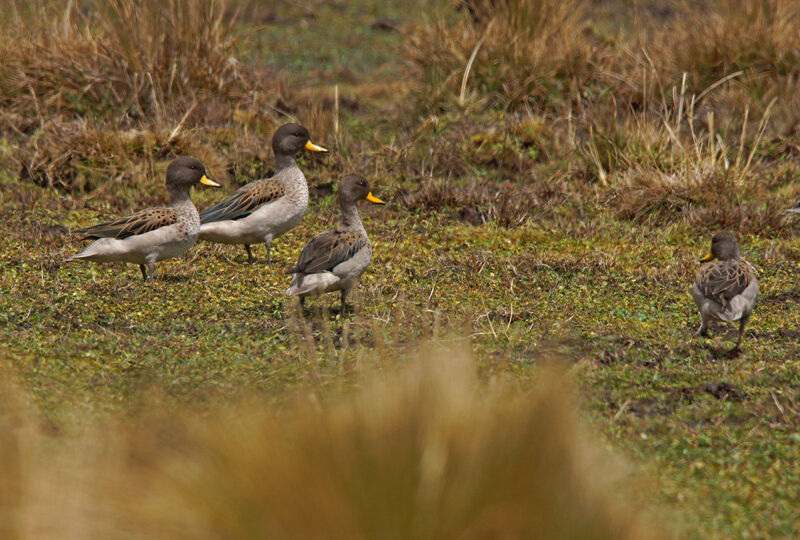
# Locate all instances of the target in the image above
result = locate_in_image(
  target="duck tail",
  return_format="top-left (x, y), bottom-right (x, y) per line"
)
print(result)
top-left (285, 277), bottom-right (306, 297)
top-left (286, 272), bottom-right (338, 297)
top-left (64, 249), bottom-right (89, 263)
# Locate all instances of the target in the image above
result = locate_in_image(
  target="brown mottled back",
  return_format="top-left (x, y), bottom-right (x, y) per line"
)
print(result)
top-left (695, 260), bottom-right (755, 307)
top-left (200, 179), bottom-right (285, 223)
top-left (286, 229), bottom-right (366, 277)
top-left (75, 207), bottom-right (178, 240)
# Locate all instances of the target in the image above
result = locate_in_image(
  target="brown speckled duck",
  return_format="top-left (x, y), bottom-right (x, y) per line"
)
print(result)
top-left (198, 123), bottom-right (328, 264)
top-left (285, 174), bottom-right (384, 312)
top-left (690, 231), bottom-right (759, 350)
top-left (66, 157), bottom-right (219, 281)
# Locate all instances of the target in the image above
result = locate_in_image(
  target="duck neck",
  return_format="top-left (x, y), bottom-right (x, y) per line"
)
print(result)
top-left (340, 201), bottom-right (365, 234)
top-left (167, 185), bottom-right (192, 207)
top-left (274, 153), bottom-right (297, 171)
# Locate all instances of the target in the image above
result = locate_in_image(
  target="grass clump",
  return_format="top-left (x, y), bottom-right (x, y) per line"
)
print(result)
top-left (0, 0), bottom-right (243, 119)
top-left (408, 0), bottom-right (609, 111)
top-left (0, 0), bottom-right (309, 195)
top-left (0, 352), bottom-right (666, 539)
top-left (589, 88), bottom-right (792, 233)
top-left (670, 0), bottom-right (800, 88)
top-left (405, 0), bottom-right (800, 232)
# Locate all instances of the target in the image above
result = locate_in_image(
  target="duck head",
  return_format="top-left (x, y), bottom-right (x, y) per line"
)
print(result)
top-left (700, 231), bottom-right (741, 263)
top-left (338, 174), bottom-right (385, 206)
top-left (272, 123), bottom-right (328, 158)
top-left (166, 157), bottom-right (219, 202)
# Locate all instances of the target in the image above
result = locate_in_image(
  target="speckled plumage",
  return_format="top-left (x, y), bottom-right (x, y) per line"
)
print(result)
top-left (198, 167), bottom-right (309, 263)
top-left (75, 207), bottom-right (180, 240)
top-left (199, 179), bottom-right (286, 223)
top-left (198, 123), bottom-right (327, 264)
top-left (694, 259), bottom-right (755, 308)
top-left (66, 157), bottom-right (217, 281)
top-left (286, 174), bottom-right (384, 312)
top-left (690, 231), bottom-right (759, 349)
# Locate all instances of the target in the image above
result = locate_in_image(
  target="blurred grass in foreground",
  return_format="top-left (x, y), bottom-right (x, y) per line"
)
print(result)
top-left (0, 349), bottom-right (667, 539)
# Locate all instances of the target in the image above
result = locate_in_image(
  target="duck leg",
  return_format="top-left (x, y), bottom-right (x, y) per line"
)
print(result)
top-left (244, 244), bottom-right (255, 264)
top-left (146, 260), bottom-right (155, 281)
top-left (264, 239), bottom-right (272, 266)
top-left (340, 289), bottom-right (351, 314)
top-left (734, 314), bottom-right (750, 350)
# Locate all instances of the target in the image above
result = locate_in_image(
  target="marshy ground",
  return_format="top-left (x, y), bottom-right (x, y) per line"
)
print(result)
top-left (1, 0), bottom-right (799, 537)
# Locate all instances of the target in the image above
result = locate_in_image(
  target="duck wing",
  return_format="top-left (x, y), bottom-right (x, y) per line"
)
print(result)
top-left (695, 261), bottom-right (755, 307)
top-left (286, 229), bottom-right (366, 275)
top-left (200, 179), bottom-right (285, 223)
top-left (74, 207), bottom-right (178, 240)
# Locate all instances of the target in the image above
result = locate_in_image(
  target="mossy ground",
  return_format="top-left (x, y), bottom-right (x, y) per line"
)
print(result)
top-left (1, 1), bottom-right (800, 538)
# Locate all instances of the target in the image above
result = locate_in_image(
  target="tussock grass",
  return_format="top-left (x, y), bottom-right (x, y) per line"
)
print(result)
top-left (670, 0), bottom-right (800, 88)
top-left (408, 0), bottom-right (609, 111)
top-left (406, 0), bottom-right (800, 231)
top-left (0, 0), bottom-right (242, 118)
top-left (0, 350), bottom-right (665, 539)
top-left (589, 86), bottom-right (791, 233)
top-left (0, 0), bottom-right (320, 196)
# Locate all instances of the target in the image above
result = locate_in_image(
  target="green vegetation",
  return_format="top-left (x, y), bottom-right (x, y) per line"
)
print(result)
top-left (1, 0), bottom-right (799, 537)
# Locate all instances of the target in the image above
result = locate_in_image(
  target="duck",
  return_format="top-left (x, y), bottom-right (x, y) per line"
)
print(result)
top-left (286, 174), bottom-right (385, 312)
top-left (198, 123), bottom-right (328, 264)
top-left (785, 200), bottom-right (800, 214)
top-left (690, 231), bottom-right (759, 350)
top-left (66, 157), bottom-right (219, 281)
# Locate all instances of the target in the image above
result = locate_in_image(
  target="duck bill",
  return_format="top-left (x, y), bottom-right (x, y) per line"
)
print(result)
top-left (200, 175), bottom-right (221, 187)
top-left (699, 252), bottom-right (715, 263)
top-left (366, 192), bottom-right (385, 204)
top-left (305, 140), bottom-right (329, 153)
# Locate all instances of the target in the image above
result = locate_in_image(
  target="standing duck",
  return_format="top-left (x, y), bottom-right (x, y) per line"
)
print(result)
top-left (690, 231), bottom-right (759, 350)
top-left (198, 123), bottom-right (328, 264)
top-left (286, 174), bottom-right (384, 312)
top-left (66, 157), bottom-right (219, 281)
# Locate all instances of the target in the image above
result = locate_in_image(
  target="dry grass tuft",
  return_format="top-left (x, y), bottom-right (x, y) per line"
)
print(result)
top-left (0, 349), bottom-right (667, 539)
top-left (595, 85), bottom-right (794, 234)
top-left (398, 176), bottom-right (570, 227)
top-left (0, 0), bottom-right (244, 119)
top-left (407, 0), bottom-right (611, 111)
top-left (669, 0), bottom-right (800, 89)
top-left (0, 0), bottom-right (307, 195)
top-left (405, 0), bottom-right (800, 231)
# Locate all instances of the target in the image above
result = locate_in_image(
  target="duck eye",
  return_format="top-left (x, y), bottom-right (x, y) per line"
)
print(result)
top-left (189, 165), bottom-right (196, 170)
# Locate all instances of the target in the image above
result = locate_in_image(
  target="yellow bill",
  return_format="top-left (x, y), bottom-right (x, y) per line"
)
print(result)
top-left (366, 192), bottom-right (385, 204)
top-left (200, 175), bottom-right (221, 187)
top-left (305, 140), bottom-right (329, 153)
top-left (699, 251), bottom-right (715, 263)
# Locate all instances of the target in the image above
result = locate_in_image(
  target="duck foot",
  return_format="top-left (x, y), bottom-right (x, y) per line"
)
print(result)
top-left (723, 346), bottom-right (742, 359)
top-left (140, 262), bottom-right (155, 281)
